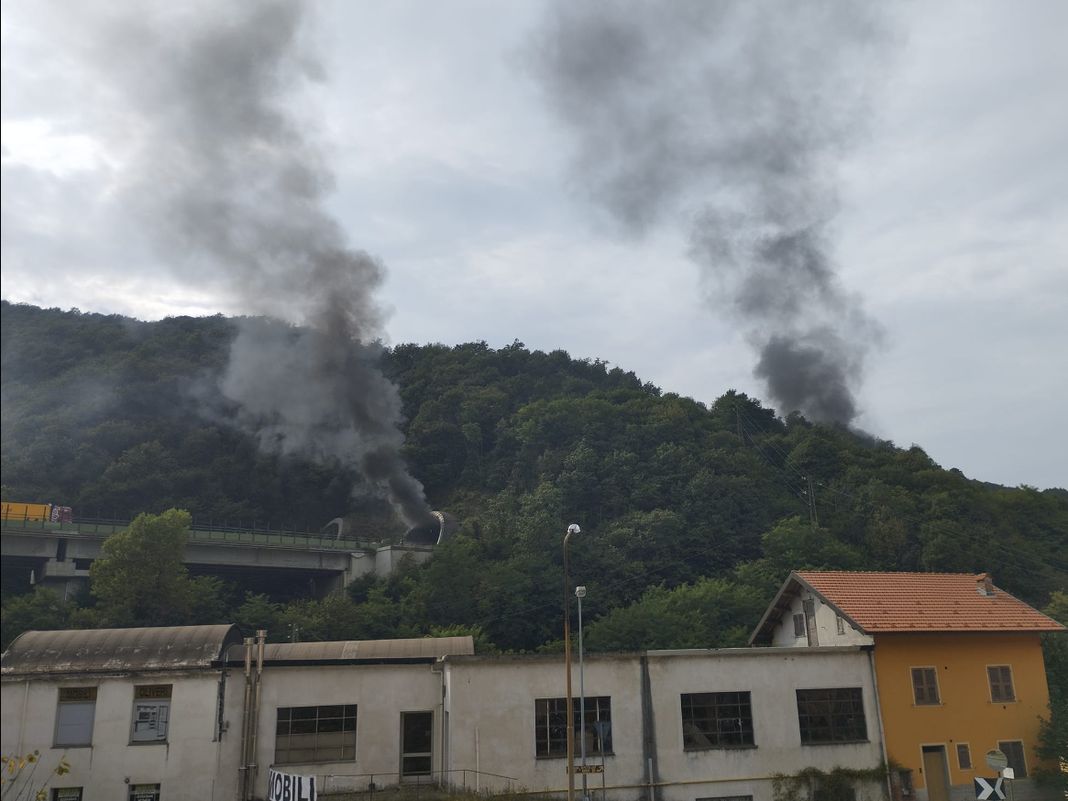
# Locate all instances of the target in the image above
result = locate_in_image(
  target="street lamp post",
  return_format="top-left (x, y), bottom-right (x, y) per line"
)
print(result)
top-left (576, 585), bottom-right (588, 801)
top-left (563, 524), bottom-right (580, 801)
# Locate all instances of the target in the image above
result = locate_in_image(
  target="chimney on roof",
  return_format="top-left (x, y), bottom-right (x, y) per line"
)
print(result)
top-left (977, 573), bottom-right (996, 597)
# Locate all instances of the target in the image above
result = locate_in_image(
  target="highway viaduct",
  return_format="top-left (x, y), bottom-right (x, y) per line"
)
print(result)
top-left (0, 519), bottom-right (433, 599)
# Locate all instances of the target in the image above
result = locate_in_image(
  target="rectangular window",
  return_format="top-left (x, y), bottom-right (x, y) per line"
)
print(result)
top-left (127, 784), bottom-right (160, 801)
top-left (956, 743), bottom-right (972, 770)
top-left (131, 685), bottom-right (172, 743)
top-left (795, 688), bottom-right (867, 744)
top-left (793, 614), bottom-right (805, 637)
top-left (835, 615), bottom-right (846, 635)
top-left (988, 666), bottom-right (1015, 702)
top-left (534, 697), bottom-right (611, 758)
top-left (997, 740), bottom-right (1028, 778)
top-left (51, 789), bottom-right (83, 801)
top-left (275, 705), bottom-right (357, 765)
top-left (55, 687), bottom-right (97, 747)
top-left (681, 692), bottom-right (755, 749)
top-left (910, 667), bottom-right (940, 705)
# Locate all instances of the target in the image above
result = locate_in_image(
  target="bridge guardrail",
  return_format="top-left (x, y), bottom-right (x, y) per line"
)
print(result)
top-left (0, 517), bottom-right (373, 551)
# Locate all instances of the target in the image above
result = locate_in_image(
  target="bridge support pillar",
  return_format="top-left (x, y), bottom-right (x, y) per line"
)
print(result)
top-left (36, 559), bottom-right (90, 600)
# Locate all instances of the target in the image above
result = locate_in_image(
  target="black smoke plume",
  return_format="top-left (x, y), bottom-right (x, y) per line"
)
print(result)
top-left (529, 1), bottom-right (891, 425)
top-left (73, 2), bottom-right (431, 524)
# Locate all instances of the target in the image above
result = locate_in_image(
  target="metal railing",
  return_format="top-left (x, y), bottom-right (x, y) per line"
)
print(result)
top-left (0, 516), bottom-right (375, 551)
top-left (316, 769), bottom-right (520, 798)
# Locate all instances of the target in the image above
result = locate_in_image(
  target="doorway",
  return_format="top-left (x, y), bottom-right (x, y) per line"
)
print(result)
top-left (921, 745), bottom-right (950, 801)
top-left (401, 711), bottom-right (433, 779)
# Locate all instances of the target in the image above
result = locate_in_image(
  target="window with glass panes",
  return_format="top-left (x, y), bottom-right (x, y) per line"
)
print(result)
top-left (795, 688), bottom-right (867, 744)
top-left (681, 692), bottom-right (755, 749)
top-left (997, 740), bottom-right (1027, 778)
top-left (131, 685), bottom-right (171, 743)
top-left (910, 667), bottom-right (940, 705)
top-left (956, 743), bottom-right (972, 770)
top-left (534, 697), bottom-right (611, 758)
top-left (54, 687), bottom-right (97, 747)
top-left (275, 705), bottom-right (357, 765)
top-left (987, 666), bottom-right (1015, 702)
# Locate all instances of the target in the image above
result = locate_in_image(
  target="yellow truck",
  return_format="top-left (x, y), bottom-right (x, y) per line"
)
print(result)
top-left (1, 502), bottom-right (73, 522)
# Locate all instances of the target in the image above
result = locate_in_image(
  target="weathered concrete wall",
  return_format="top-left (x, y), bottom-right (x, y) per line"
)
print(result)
top-left (770, 587), bottom-right (873, 647)
top-left (648, 648), bottom-right (885, 801)
top-left (445, 654), bottom-right (644, 797)
top-left (3, 641), bottom-right (892, 801)
top-left (250, 662), bottom-right (444, 798)
top-left (443, 648), bottom-right (886, 801)
top-left (0, 670), bottom-right (243, 801)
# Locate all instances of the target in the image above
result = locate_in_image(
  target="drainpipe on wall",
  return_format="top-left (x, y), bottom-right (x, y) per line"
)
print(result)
top-left (212, 670), bottom-right (228, 801)
top-left (238, 637), bottom-right (254, 801)
top-left (865, 646), bottom-right (893, 801)
top-left (638, 655), bottom-right (662, 801)
top-left (18, 679), bottom-right (29, 755)
top-left (431, 657), bottom-right (447, 783)
top-left (247, 630), bottom-right (267, 800)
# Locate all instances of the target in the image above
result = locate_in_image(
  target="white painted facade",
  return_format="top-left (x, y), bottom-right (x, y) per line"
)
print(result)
top-left (444, 654), bottom-right (643, 796)
top-left (438, 648), bottom-right (886, 801)
top-left (1, 669), bottom-right (243, 801)
top-left (769, 587), bottom-right (872, 648)
top-left (646, 649), bottom-right (884, 801)
top-left (4, 633), bottom-right (891, 801)
top-left (249, 662), bottom-right (445, 797)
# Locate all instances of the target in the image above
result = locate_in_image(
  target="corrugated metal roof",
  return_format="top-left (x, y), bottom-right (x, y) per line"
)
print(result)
top-left (2, 624), bottom-right (241, 677)
top-left (224, 635), bottom-right (474, 664)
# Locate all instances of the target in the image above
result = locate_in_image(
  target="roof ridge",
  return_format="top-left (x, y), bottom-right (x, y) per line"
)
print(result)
top-left (796, 569), bottom-right (986, 577)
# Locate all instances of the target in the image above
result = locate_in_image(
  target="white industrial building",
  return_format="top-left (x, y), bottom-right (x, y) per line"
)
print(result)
top-left (1, 625), bottom-right (244, 801)
top-left (3, 626), bottom-right (889, 801)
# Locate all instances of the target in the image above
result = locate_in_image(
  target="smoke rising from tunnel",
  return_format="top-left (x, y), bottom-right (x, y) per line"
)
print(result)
top-left (529, 0), bottom-right (891, 425)
top-left (75, 1), bottom-right (431, 524)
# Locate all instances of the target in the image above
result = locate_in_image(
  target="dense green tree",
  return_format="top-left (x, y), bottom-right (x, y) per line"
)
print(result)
top-left (2, 302), bottom-right (1066, 652)
top-left (583, 578), bottom-right (765, 651)
top-left (89, 509), bottom-right (224, 626)
top-left (0, 589), bottom-right (76, 650)
top-left (233, 592), bottom-right (283, 636)
top-left (1035, 592), bottom-right (1067, 794)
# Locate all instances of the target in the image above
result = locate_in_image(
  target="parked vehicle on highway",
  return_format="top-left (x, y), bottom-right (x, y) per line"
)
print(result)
top-left (1, 501), bottom-right (73, 523)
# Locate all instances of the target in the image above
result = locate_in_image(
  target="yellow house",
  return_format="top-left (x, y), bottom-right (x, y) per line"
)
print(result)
top-left (750, 571), bottom-right (1064, 801)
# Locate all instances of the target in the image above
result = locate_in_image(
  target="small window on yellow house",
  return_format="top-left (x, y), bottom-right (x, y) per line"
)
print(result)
top-left (910, 667), bottom-right (939, 705)
top-left (956, 743), bottom-right (972, 770)
top-left (997, 740), bottom-right (1027, 778)
top-left (987, 666), bottom-right (1015, 702)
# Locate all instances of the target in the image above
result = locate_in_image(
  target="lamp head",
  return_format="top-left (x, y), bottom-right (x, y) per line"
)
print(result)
top-left (567, 523), bottom-right (581, 535)
top-left (575, 585), bottom-right (587, 598)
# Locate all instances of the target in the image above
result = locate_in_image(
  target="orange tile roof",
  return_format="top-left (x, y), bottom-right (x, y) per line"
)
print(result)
top-left (796, 571), bottom-right (1065, 634)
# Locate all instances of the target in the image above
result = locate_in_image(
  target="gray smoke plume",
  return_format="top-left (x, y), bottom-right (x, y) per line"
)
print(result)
top-left (74, 1), bottom-right (431, 524)
top-left (529, 1), bottom-right (891, 425)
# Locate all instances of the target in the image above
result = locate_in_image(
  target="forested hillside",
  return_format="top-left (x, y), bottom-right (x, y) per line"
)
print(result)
top-left (2, 301), bottom-right (1066, 651)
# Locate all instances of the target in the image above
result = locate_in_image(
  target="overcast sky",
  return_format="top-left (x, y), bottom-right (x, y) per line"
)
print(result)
top-left (2, 1), bottom-right (1066, 490)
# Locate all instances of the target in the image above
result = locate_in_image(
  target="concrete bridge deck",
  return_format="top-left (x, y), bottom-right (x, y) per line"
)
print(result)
top-left (0, 519), bottom-right (432, 598)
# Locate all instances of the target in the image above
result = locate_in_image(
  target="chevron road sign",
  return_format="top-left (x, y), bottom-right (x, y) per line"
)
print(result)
top-left (974, 776), bottom-right (1005, 800)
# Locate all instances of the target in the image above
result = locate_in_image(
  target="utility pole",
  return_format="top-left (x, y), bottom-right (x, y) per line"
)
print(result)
top-left (806, 476), bottom-right (819, 527)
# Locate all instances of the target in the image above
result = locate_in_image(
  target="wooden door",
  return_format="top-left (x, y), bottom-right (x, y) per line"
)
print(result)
top-left (921, 745), bottom-right (950, 801)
